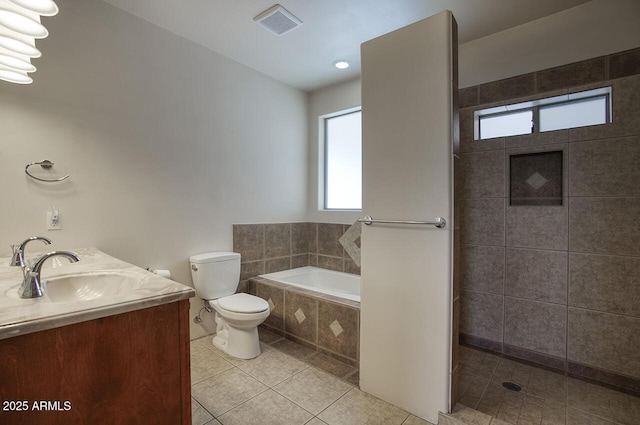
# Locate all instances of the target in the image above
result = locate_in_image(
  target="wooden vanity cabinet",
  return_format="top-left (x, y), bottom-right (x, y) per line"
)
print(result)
top-left (0, 300), bottom-right (191, 425)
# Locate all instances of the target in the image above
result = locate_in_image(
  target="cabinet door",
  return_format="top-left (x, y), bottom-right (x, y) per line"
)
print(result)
top-left (0, 300), bottom-right (191, 425)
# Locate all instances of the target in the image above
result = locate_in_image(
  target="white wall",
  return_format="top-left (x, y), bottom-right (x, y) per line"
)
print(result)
top-left (459, 0), bottom-right (640, 88)
top-left (0, 0), bottom-right (308, 339)
top-left (306, 0), bottom-right (640, 218)
top-left (306, 78), bottom-right (361, 224)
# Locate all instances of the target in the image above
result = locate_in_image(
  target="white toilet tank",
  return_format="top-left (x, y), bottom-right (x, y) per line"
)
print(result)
top-left (189, 252), bottom-right (241, 300)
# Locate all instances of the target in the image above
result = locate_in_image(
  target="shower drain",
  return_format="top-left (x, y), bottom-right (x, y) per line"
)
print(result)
top-left (502, 382), bottom-right (522, 392)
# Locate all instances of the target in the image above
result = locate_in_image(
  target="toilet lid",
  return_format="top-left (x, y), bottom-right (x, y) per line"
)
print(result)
top-left (218, 293), bottom-right (269, 313)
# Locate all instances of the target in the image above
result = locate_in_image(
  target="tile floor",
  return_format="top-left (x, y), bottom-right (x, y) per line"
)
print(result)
top-left (190, 328), bottom-right (434, 425)
top-left (458, 345), bottom-right (640, 425)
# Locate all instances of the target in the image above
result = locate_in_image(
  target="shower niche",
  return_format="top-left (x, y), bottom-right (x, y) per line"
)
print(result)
top-left (509, 150), bottom-right (563, 206)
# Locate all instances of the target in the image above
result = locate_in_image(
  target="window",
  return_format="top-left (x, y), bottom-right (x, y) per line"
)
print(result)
top-left (475, 87), bottom-right (611, 140)
top-left (323, 108), bottom-right (362, 210)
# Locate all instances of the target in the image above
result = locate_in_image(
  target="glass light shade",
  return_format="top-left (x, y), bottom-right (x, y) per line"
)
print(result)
top-left (0, 67), bottom-right (32, 83)
top-left (0, 53), bottom-right (35, 71)
top-left (7, 0), bottom-right (58, 16)
top-left (0, 34), bottom-right (40, 56)
top-left (0, 7), bottom-right (48, 38)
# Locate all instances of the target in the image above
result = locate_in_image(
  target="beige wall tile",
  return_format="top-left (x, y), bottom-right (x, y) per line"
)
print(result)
top-left (569, 253), bottom-right (640, 318)
top-left (569, 197), bottom-right (640, 256)
top-left (240, 260), bottom-right (265, 281)
top-left (460, 289), bottom-right (504, 342)
top-left (504, 297), bottom-right (567, 358)
top-left (506, 203), bottom-right (568, 250)
top-left (569, 75), bottom-right (640, 141)
top-left (459, 150), bottom-right (506, 198)
top-left (233, 224), bottom-right (265, 262)
top-left (317, 223), bottom-right (345, 257)
top-left (568, 308), bottom-right (640, 379)
top-left (460, 198), bottom-right (505, 246)
top-left (266, 257), bottom-right (290, 273)
top-left (506, 248), bottom-right (567, 304)
top-left (284, 291), bottom-right (318, 344)
top-left (317, 300), bottom-right (359, 360)
top-left (504, 130), bottom-right (568, 149)
top-left (569, 136), bottom-right (640, 196)
top-left (291, 222), bottom-right (311, 255)
top-left (537, 57), bottom-right (606, 93)
top-left (265, 223), bottom-right (291, 258)
top-left (479, 74), bottom-right (536, 104)
top-left (609, 47), bottom-right (640, 79)
top-left (460, 244), bottom-right (505, 295)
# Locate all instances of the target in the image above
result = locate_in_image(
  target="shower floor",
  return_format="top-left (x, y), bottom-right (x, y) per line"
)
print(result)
top-left (457, 345), bottom-right (639, 425)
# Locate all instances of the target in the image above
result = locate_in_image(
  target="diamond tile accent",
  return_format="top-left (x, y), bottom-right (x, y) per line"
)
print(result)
top-left (339, 220), bottom-right (362, 267)
top-left (294, 308), bottom-right (306, 324)
top-left (525, 171), bottom-right (548, 190)
top-left (268, 298), bottom-right (275, 311)
top-left (329, 320), bottom-right (344, 337)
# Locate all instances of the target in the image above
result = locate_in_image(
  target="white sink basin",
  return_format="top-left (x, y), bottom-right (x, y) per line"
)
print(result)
top-left (43, 271), bottom-right (147, 303)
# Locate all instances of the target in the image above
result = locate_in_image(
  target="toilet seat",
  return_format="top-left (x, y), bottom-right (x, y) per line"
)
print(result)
top-left (216, 293), bottom-right (269, 314)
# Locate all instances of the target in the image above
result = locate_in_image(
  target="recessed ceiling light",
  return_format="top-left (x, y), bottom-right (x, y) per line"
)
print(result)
top-left (333, 60), bottom-right (350, 70)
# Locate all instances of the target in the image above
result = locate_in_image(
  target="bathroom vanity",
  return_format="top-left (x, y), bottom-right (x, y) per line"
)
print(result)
top-left (0, 248), bottom-right (195, 425)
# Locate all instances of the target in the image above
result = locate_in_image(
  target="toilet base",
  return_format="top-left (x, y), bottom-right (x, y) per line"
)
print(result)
top-left (212, 312), bottom-right (262, 359)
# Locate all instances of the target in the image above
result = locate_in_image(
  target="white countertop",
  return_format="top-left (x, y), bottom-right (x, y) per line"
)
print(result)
top-left (0, 247), bottom-right (195, 340)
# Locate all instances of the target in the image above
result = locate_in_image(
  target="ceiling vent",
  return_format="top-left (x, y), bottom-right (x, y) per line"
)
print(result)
top-left (254, 4), bottom-right (302, 36)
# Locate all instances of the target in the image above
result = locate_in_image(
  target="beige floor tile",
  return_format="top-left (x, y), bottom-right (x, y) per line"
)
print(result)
top-left (318, 388), bottom-right (409, 425)
top-left (191, 341), bottom-right (234, 384)
top-left (305, 418), bottom-right (329, 425)
top-left (192, 368), bottom-right (268, 417)
top-left (238, 349), bottom-right (309, 386)
top-left (448, 403), bottom-right (492, 425)
top-left (192, 398), bottom-right (213, 425)
top-left (217, 390), bottom-right (313, 425)
top-left (607, 389), bottom-right (638, 425)
top-left (402, 414), bottom-right (435, 424)
top-left (567, 378), bottom-right (611, 418)
top-left (273, 367), bottom-right (352, 415)
top-left (204, 420), bottom-right (221, 425)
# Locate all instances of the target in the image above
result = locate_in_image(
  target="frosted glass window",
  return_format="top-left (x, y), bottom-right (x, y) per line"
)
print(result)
top-left (539, 96), bottom-right (608, 132)
top-left (479, 110), bottom-right (533, 139)
top-left (475, 87), bottom-right (611, 141)
top-left (325, 110), bottom-right (362, 209)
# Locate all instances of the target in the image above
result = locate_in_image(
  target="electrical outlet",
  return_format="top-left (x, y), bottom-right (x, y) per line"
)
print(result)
top-left (47, 211), bottom-right (61, 230)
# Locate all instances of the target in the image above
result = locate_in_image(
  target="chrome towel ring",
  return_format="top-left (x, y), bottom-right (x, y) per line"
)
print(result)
top-left (25, 160), bottom-right (70, 182)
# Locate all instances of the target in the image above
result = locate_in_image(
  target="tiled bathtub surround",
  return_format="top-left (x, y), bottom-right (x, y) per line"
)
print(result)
top-left (250, 276), bottom-right (360, 367)
top-left (233, 222), bottom-right (361, 290)
top-left (457, 47), bottom-right (640, 394)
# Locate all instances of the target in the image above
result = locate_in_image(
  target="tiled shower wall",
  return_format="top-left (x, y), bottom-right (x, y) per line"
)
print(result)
top-left (233, 222), bottom-right (361, 291)
top-left (457, 47), bottom-right (640, 393)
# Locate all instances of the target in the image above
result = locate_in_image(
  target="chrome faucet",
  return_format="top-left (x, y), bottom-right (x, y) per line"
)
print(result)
top-left (20, 251), bottom-right (80, 299)
top-left (10, 236), bottom-right (53, 267)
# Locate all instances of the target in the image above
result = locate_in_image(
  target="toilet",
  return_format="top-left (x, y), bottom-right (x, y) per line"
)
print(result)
top-left (190, 252), bottom-right (270, 359)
